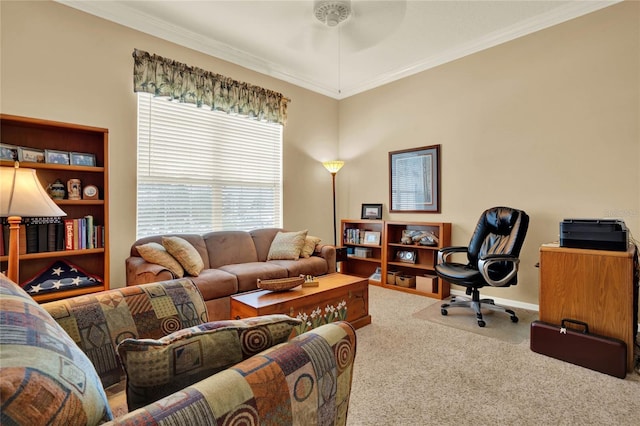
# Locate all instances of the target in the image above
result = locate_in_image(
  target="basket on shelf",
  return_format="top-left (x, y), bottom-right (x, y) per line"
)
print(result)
top-left (257, 276), bottom-right (304, 292)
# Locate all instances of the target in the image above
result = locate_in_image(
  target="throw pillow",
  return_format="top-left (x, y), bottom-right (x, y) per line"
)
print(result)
top-left (162, 236), bottom-right (204, 276)
top-left (301, 235), bottom-right (322, 258)
top-left (267, 230), bottom-right (308, 260)
top-left (117, 314), bottom-right (301, 411)
top-left (136, 242), bottom-right (185, 278)
top-left (0, 273), bottom-right (113, 424)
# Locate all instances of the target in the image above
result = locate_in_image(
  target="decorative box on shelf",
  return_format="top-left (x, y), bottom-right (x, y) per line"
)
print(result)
top-left (417, 274), bottom-right (438, 293)
top-left (387, 270), bottom-right (400, 285)
top-left (354, 247), bottom-right (372, 258)
top-left (396, 275), bottom-right (416, 288)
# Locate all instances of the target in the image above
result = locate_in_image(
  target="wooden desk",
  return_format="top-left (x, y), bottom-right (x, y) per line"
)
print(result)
top-left (539, 243), bottom-right (637, 371)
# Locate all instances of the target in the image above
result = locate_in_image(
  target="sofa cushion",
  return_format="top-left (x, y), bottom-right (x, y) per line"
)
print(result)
top-left (204, 230), bottom-right (260, 267)
top-left (301, 235), bottom-right (322, 258)
top-left (163, 236), bottom-right (205, 276)
top-left (136, 242), bottom-right (185, 278)
top-left (267, 230), bottom-right (308, 260)
top-left (116, 314), bottom-right (301, 411)
top-left (190, 268), bottom-right (238, 300)
top-left (269, 256), bottom-right (330, 278)
top-left (220, 262), bottom-right (288, 292)
top-left (249, 227), bottom-right (282, 261)
top-left (0, 273), bottom-right (113, 425)
top-left (42, 279), bottom-right (208, 389)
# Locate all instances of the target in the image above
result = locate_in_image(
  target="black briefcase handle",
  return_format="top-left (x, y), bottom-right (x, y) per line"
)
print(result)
top-left (561, 318), bottom-right (589, 334)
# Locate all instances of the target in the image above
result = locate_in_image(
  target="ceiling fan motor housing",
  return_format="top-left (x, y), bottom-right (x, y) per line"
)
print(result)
top-left (314, 0), bottom-right (351, 27)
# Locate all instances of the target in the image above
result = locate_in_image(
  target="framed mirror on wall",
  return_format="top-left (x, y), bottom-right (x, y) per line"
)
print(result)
top-left (389, 144), bottom-right (441, 213)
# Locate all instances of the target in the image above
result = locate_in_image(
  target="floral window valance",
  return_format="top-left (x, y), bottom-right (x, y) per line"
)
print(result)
top-left (132, 48), bottom-right (290, 125)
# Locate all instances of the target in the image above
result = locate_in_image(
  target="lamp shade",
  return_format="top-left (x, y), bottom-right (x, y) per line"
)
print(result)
top-left (322, 160), bottom-right (345, 174)
top-left (0, 165), bottom-right (66, 217)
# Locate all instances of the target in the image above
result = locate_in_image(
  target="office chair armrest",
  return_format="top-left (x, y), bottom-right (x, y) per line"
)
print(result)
top-left (437, 246), bottom-right (468, 264)
top-left (478, 254), bottom-right (520, 287)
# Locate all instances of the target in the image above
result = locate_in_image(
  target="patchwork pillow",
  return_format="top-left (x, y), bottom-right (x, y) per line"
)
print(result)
top-left (162, 236), bottom-right (204, 276)
top-left (0, 273), bottom-right (113, 424)
top-left (20, 259), bottom-right (103, 296)
top-left (301, 235), bottom-right (322, 258)
top-left (117, 314), bottom-right (301, 411)
top-left (136, 242), bottom-right (185, 278)
top-left (267, 230), bottom-right (308, 260)
top-left (43, 278), bottom-right (208, 389)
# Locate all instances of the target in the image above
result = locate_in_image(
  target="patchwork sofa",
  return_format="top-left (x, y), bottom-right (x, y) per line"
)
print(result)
top-left (126, 228), bottom-right (337, 320)
top-left (0, 273), bottom-right (357, 425)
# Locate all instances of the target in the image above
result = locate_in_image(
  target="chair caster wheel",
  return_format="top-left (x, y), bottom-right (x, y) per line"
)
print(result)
top-left (478, 320), bottom-right (486, 327)
top-left (441, 309), bottom-right (448, 316)
top-left (511, 316), bottom-right (519, 323)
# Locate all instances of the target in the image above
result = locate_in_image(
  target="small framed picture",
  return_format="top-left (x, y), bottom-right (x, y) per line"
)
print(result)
top-left (361, 203), bottom-right (383, 220)
top-left (18, 147), bottom-right (45, 163)
top-left (363, 231), bottom-right (381, 246)
top-left (0, 143), bottom-right (19, 161)
top-left (70, 152), bottom-right (96, 167)
top-left (45, 149), bottom-right (70, 165)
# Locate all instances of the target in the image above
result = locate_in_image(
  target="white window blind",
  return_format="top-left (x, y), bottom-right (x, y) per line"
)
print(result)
top-left (137, 93), bottom-right (283, 238)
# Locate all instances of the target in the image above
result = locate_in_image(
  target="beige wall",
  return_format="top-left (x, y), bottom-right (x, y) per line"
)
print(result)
top-left (1, 1), bottom-right (638, 310)
top-left (339, 1), bottom-right (639, 306)
top-left (0, 0), bottom-right (339, 286)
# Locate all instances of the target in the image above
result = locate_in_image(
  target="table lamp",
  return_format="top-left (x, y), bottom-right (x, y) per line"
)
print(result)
top-left (0, 162), bottom-right (66, 283)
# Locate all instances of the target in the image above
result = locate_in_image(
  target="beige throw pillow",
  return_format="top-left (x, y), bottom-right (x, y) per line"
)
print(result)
top-left (267, 230), bottom-right (308, 260)
top-left (162, 236), bottom-right (204, 276)
top-left (301, 236), bottom-right (322, 258)
top-left (136, 242), bottom-right (185, 278)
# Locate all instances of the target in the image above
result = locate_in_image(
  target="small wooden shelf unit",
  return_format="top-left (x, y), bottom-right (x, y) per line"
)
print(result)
top-left (340, 219), bottom-right (451, 299)
top-left (0, 114), bottom-right (109, 302)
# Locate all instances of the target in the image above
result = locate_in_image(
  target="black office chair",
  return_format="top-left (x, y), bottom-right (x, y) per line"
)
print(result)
top-left (435, 207), bottom-right (529, 327)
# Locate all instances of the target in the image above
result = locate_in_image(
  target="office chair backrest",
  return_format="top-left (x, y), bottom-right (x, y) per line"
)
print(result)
top-left (467, 207), bottom-right (529, 280)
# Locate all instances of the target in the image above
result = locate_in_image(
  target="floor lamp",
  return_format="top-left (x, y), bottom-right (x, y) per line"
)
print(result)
top-left (0, 163), bottom-right (66, 283)
top-left (322, 160), bottom-right (344, 246)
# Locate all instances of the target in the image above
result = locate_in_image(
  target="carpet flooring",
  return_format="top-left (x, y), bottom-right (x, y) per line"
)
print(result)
top-left (347, 285), bottom-right (639, 426)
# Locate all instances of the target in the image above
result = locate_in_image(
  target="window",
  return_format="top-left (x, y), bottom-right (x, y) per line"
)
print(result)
top-left (136, 93), bottom-right (283, 238)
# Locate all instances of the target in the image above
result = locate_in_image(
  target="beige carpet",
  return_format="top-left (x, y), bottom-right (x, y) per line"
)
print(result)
top-left (347, 285), bottom-right (640, 426)
top-left (412, 297), bottom-right (538, 345)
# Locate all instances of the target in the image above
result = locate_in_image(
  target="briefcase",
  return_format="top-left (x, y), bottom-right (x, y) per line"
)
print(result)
top-left (530, 319), bottom-right (627, 379)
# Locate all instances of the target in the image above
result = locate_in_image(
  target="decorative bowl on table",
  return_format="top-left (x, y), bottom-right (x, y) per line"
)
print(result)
top-left (257, 276), bottom-right (304, 292)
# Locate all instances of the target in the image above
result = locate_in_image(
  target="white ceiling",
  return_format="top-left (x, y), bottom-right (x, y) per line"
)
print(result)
top-left (59, 0), bottom-right (619, 99)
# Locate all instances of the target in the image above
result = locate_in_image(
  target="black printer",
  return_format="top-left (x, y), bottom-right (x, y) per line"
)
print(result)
top-left (560, 219), bottom-right (629, 251)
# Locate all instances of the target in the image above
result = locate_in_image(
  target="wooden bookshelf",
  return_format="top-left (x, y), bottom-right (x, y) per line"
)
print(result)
top-left (340, 219), bottom-right (385, 279)
top-left (0, 114), bottom-right (109, 302)
top-left (340, 219), bottom-right (451, 299)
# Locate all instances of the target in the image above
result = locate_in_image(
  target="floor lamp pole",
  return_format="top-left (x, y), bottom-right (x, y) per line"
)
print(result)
top-left (322, 160), bottom-right (344, 247)
top-left (331, 172), bottom-right (337, 246)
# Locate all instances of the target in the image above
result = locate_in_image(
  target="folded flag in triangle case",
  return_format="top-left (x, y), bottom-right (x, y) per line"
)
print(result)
top-left (21, 260), bottom-right (103, 295)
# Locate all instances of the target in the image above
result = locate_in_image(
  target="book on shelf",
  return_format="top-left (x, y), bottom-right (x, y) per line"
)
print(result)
top-left (0, 216), bottom-right (104, 255)
top-left (63, 215), bottom-right (103, 251)
top-left (1, 217), bottom-right (62, 256)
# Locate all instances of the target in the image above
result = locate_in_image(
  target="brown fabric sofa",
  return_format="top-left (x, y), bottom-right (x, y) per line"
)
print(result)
top-left (126, 228), bottom-right (336, 320)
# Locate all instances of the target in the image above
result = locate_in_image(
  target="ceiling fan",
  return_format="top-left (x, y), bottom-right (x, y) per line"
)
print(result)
top-left (294, 0), bottom-right (407, 53)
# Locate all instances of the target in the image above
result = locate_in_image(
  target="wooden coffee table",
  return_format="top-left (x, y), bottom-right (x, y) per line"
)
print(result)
top-left (230, 273), bottom-right (371, 330)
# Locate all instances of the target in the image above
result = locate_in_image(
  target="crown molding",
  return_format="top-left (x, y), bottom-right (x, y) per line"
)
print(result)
top-left (57, 0), bottom-right (620, 100)
top-left (337, 0), bottom-right (621, 99)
